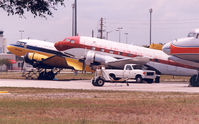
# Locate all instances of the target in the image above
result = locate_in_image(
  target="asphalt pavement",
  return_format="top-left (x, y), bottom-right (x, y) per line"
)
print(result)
top-left (0, 79), bottom-right (198, 93)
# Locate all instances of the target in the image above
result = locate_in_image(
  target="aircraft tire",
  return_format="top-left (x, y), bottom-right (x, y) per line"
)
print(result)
top-left (46, 71), bottom-right (55, 80)
top-left (38, 72), bottom-right (45, 80)
top-left (155, 76), bottom-right (160, 83)
top-left (189, 75), bottom-right (199, 87)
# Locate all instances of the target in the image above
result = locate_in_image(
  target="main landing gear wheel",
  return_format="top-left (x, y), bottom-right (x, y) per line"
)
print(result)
top-left (155, 76), bottom-right (160, 83)
top-left (146, 79), bottom-right (153, 84)
top-left (38, 71), bottom-right (55, 80)
top-left (189, 75), bottom-right (199, 87)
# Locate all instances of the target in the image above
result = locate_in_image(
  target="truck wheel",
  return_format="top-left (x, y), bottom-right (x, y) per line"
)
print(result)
top-left (136, 76), bottom-right (143, 83)
top-left (146, 79), bottom-right (153, 84)
top-left (95, 78), bottom-right (105, 87)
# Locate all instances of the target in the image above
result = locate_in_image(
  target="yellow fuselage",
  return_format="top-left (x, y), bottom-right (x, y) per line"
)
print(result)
top-left (7, 44), bottom-right (92, 72)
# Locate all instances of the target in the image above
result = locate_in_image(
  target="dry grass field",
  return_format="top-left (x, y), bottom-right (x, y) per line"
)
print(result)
top-left (0, 71), bottom-right (190, 82)
top-left (0, 71), bottom-right (93, 80)
top-left (0, 88), bottom-right (199, 124)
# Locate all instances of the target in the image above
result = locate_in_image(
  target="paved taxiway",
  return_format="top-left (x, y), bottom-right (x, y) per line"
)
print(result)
top-left (0, 79), bottom-right (198, 93)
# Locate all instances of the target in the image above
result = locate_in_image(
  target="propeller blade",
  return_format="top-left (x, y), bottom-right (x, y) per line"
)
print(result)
top-left (21, 56), bottom-right (25, 71)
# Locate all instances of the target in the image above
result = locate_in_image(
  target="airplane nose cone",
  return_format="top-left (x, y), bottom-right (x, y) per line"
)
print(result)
top-left (54, 41), bottom-right (69, 51)
top-left (162, 42), bottom-right (171, 55)
top-left (7, 45), bottom-right (12, 51)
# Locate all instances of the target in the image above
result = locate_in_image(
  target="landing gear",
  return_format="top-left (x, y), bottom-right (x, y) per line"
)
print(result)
top-left (189, 75), bottom-right (199, 87)
top-left (38, 71), bottom-right (55, 80)
top-left (23, 68), bottom-right (62, 80)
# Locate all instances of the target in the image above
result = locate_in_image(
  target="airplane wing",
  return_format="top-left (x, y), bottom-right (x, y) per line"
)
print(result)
top-left (41, 55), bottom-right (72, 68)
top-left (41, 55), bottom-right (93, 72)
top-left (106, 57), bottom-right (150, 69)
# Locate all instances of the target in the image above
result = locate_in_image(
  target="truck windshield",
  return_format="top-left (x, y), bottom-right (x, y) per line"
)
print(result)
top-left (133, 65), bottom-right (143, 69)
top-left (125, 65), bottom-right (132, 70)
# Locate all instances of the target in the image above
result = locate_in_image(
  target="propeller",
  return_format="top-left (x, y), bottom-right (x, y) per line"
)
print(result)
top-left (21, 56), bottom-right (25, 71)
top-left (79, 57), bottom-right (86, 73)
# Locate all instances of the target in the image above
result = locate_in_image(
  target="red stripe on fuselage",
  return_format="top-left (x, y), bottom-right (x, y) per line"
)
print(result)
top-left (171, 43), bottom-right (199, 54)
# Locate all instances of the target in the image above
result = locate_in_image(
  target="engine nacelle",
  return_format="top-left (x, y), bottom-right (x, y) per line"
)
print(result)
top-left (24, 53), bottom-right (49, 68)
top-left (85, 51), bottom-right (117, 66)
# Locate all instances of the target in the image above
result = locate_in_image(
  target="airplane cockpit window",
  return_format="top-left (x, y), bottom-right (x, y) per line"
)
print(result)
top-left (16, 41), bottom-right (26, 47)
top-left (65, 39), bottom-right (70, 42)
top-left (187, 32), bottom-right (197, 38)
top-left (70, 40), bottom-right (75, 44)
top-left (196, 34), bottom-right (199, 39)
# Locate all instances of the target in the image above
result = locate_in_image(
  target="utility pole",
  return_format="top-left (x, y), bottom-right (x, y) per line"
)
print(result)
top-left (74, 0), bottom-right (77, 36)
top-left (116, 27), bottom-right (123, 42)
top-left (72, 0), bottom-right (77, 36)
top-left (92, 30), bottom-right (94, 37)
top-left (72, 3), bottom-right (75, 36)
top-left (106, 30), bottom-right (113, 40)
top-left (100, 17), bottom-right (104, 39)
top-left (124, 33), bottom-right (128, 44)
top-left (19, 30), bottom-right (24, 39)
top-left (97, 17), bottom-right (105, 39)
top-left (149, 8), bottom-right (153, 45)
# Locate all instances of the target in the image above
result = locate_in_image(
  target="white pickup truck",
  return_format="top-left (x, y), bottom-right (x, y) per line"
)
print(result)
top-left (92, 64), bottom-right (157, 86)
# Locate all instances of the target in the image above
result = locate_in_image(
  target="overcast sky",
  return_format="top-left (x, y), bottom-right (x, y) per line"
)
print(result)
top-left (1, 0), bottom-right (199, 46)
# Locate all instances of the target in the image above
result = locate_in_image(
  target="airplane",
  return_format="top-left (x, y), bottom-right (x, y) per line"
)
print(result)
top-left (7, 39), bottom-right (92, 80)
top-left (54, 36), bottom-right (198, 85)
top-left (162, 28), bottom-right (199, 86)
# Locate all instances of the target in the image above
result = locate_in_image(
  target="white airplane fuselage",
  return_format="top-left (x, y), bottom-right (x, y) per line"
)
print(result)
top-left (55, 36), bottom-right (197, 76)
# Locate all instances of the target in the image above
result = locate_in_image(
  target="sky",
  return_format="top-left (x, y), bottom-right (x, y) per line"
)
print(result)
top-left (1, 0), bottom-right (199, 46)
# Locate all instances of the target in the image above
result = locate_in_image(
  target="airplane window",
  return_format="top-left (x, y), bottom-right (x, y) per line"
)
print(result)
top-left (100, 48), bottom-right (104, 52)
top-left (128, 53), bottom-right (131, 57)
top-left (197, 34), bottom-right (199, 39)
top-left (187, 32), bottom-right (196, 37)
top-left (70, 40), bottom-right (75, 44)
top-left (16, 41), bottom-right (21, 45)
top-left (17, 41), bottom-right (26, 46)
top-left (109, 50), bottom-right (114, 54)
top-left (118, 52), bottom-right (123, 55)
top-left (91, 47), bottom-right (96, 50)
top-left (20, 42), bottom-right (25, 46)
top-left (65, 39), bottom-right (70, 42)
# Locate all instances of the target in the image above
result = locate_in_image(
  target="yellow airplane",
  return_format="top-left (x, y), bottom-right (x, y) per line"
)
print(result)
top-left (7, 39), bottom-right (92, 80)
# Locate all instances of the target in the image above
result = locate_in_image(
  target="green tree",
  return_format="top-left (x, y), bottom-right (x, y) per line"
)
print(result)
top-left (0, 59), bottom-right (12, 71)
top-left (0, 0), bottom-right (64, 17)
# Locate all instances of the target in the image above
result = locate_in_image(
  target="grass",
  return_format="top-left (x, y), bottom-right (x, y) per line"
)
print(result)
top-left (0, 71), bottom-right (191, 82)
top-left (0, 88), bottom-right (199, 124)
top-left (0, 71), bottom-right (93, 80)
